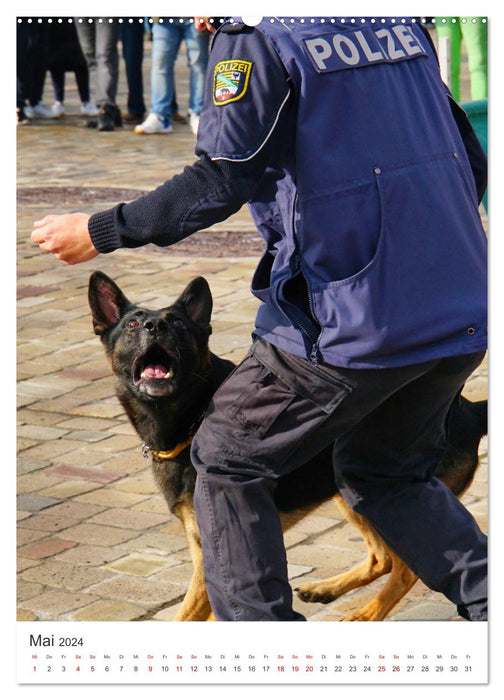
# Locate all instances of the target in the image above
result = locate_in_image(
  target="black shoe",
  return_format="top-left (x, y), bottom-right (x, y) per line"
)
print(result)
top-left (123, 112), bottom-right (145, 125)
top-left (112, 105), bottom-right (123, 127)
top-left (17, 107), bottom-right (30, 126)
top-left (97, 104), bottom-right (123, 131)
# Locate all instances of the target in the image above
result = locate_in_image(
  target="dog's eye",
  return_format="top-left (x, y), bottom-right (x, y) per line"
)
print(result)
top-left (172, 319), bottom-right (185, 329)
top-left (127, 319), bottom-right (140, 328)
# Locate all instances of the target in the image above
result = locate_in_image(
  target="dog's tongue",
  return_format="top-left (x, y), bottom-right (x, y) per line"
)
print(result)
top-left (143, 364), bottom-right (168, 379)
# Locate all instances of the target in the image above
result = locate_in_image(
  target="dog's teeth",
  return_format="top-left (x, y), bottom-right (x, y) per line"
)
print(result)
top-left (140, 371), bottom-right (147, 379)
top-left (165, 370), bottom-right (174, 379)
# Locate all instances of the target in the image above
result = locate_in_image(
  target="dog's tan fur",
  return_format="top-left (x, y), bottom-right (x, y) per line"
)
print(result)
top-left (170, 491), bottom-right (420, 621)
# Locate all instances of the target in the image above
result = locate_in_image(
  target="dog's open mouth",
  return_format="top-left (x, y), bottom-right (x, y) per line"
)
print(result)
top-left (133, 346), bottom-right (177, 393)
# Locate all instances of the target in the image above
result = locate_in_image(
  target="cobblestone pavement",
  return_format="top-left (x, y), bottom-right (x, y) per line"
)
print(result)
top-left (16, 27), bottom-right (487, 623)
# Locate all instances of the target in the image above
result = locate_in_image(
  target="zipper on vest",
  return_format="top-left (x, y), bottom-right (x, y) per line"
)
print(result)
top-left (291, 195), bottom-right (322, 366)
top-left (290, 252), bottom-right (321, 366)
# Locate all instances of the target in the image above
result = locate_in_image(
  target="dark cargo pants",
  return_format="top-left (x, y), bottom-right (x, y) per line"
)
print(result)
top-left (191, 337), bottom-right (487, 621)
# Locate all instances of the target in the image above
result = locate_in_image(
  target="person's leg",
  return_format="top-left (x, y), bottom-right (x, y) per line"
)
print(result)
top-left (121, 19), bottom-right (146, 118)
top-left (74, 65), bottom-right (90, 104)
top-left (461, 19), bottom-right (488, 100)
top-left (193, 338), bottom-right (478, 620)
top-left (74, 19), bottom-right (99, 118)
top-left (74, 19), bottom-right (96, 71)
top-left (332, 351), bottom-right (487, 621)
top-left (150, 21), bottom-right (182, 123)
top-left (94, 20), bottom-right (120, 107)
top-left (50, 69), bottom-right (65, 103)
top-left (192, 340), bottom-right (354, 620)
top-left (183, 20), bottom-right (209, 117)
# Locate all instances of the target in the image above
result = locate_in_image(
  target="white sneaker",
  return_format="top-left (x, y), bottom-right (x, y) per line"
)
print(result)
top-left (81, 102), bottom-right (99, 116)
top-left (31, 103), bottom-right (58, 119)
top-left (189, 111), bottom-right (200, 136)
top-left (135, 113), bottom-right (173, 135)
top-left (51, 101), bottom-right (64, 117)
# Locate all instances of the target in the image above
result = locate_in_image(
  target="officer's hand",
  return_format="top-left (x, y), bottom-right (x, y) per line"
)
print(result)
top-left (31, 213), bottom-right (98, 265)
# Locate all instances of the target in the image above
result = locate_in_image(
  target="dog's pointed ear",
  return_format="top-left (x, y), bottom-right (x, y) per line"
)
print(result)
top-left (176, 277), bottom-right (213, 329)
top-left (88, 271), bottom-right (132, 336)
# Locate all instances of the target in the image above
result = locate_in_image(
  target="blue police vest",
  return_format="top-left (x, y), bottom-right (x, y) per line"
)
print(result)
top-left (233, 19), bottom-right (487, 368)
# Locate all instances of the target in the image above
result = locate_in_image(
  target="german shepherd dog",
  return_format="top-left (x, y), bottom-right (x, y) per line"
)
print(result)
top-left (88, 271), bottom-right (487, 621)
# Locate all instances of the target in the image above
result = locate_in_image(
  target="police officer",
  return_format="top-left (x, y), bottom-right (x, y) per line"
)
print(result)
top-left (31, 17), bottom-right (487, 622)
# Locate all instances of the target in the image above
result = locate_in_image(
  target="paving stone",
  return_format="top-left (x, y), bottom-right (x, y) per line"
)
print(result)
top-left (17, 471), bottom-right (64, 494)
top-left (67, 402), bottom-right (124, 419)
top-left (40, 500), bottom-right (106, 520)
top-left (57, 523), bottom-right (138, 547)
top-left (45, 463), bottom-right (126, 484)
top-left (64, 430), bottom-right (115, 443)
top-left (124, 532), bottom-right (189, 555)
top-left (69, 600), bottom-right (147, 622)
top-left (102, 452), bottom-right (153, 475)
top-left (17, 511), bottom-right (32, 522)
top-left (21, 560), bottom-right (115, 591)
top-left (85, 434), bottom-right (140, 453)
top-left (152, 562), bottom-right (193, 586)
top-left (106, 553), bottom-right (179, 578)
top-left (17, 529), bottom-right (48, 547)
top-left (131, 495), bottom-right (169, 515)
top-left (17, 609), bottom-right (39, 621)
top-left (17, 557), bottom-right (40, 573)
top-left (18, 438), bottom-right (85, 462)
top-left (52, 449), bottom-right (115, 468)
top-left (75, 488), bottom-right (149, 508)
top-left (17, 580), bottom-right (45, 602)
top-left (287, 544), bottom-right (364, 580)
top-left (18, 537), bottom-right (77, 560)
top-left (113, 472), bottom-right (158, 495)
top-left (87, 508), bottom-right (168, 531)
top-left (17, 424), bottom-right (70, 441)
top-left (389, 601), bottom-right (457, 621)
top-left (18, 409), bottom-right (67, 426)
top-left (39, 480), bottom-right (105, 500)
top-left (21, 512), bottom-right (80, 533)
top-left (17, 494), bottom-right (62, 512)
top-left (151, 604), bottom-right (181, 622)
top-left (20, 590), bottom-right (99, 618)
top-left (55, 416), bottom-right (121, 431)
top-left (89, 576), bottom-right (186, 607)
top-left (56, 544), bottom-right (126, 567)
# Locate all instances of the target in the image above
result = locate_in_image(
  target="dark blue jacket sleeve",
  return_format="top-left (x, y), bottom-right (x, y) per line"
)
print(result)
top-left (88, 24), bottom-right (291, 253)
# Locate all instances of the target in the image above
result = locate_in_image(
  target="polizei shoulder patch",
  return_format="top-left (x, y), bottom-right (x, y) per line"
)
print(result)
top-left (213, 60), bottom-right (253, 105)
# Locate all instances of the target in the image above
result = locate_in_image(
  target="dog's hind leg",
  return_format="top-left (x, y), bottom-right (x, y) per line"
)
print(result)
top-left (343, 551), bottom-right (418, 621)
top-left (295, 494), bottom-right (393, 604)
top-left (172, 501), bottom-right (213, 621)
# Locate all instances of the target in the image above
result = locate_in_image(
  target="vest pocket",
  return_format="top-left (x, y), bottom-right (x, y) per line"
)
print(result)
top-left (311, 153), bottom-right (486, 363)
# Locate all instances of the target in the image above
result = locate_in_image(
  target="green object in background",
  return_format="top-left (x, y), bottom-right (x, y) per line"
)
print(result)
top-left (460, 98), bottom-right (488, 212)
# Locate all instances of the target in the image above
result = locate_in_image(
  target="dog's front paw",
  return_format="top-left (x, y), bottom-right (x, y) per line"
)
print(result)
top-left (295, 582), bottom-right (337, 605)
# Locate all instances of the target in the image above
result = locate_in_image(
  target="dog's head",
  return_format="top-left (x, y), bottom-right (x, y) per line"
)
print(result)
top-left (88, 271), bottom-right (213, 400)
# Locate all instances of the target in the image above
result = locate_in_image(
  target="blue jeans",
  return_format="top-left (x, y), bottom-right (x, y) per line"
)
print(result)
top-left (150, 20), bottom-right (209, 123)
